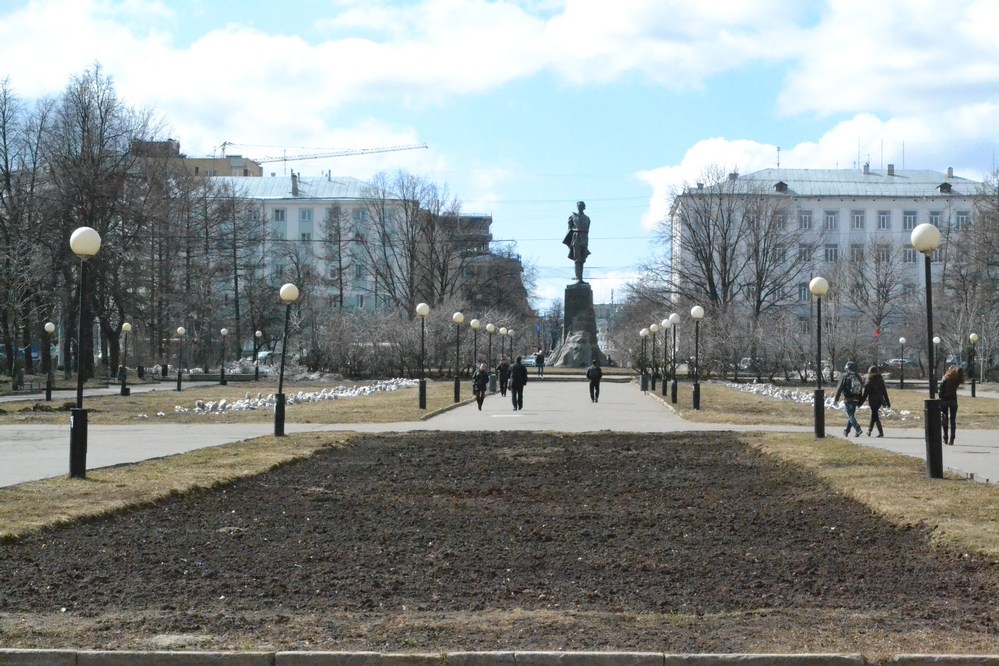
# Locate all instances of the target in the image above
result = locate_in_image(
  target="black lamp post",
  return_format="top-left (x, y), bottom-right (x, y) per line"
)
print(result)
top-left (486, 323), bottom-right (496, 393)
top-left (649, 323), bottom-right (659, 392)
top-left (969, 333), bottom-right (979, 398)
top-left (660, 318), bottom-right (670, 397)
top-left (176, 326), bottom-right (186, 392)
top-left (69, 226), bottom-right (101, 479)
top-left (452, 311), bottom-right (464, 402)
top-left (499, 326), bottom-right (508, 361)
top-left (119, 321), bottom-right (132, 396)
top-left (691, 305), bottom-right (704, 409)
top-left (275, 283), bottom-right (300, 436)
top-left (933, 336), bottom-right (941, 394)
top-left (254, 330), bottom-right (262, 381)
top-left (639, 327), bottom-right (649, 392)
top-left (44, 321), bottom-right (55, 402)
top-left (912, 222), bottom-right (943, 478)
top-left (669, 312), bottom-right (680, 403)
top-left (416, 302), bottom-right (430, 409)
top-left (470, 318), bottom-right (480, 365)
top-left (219, 327), bottom-right (228, 385)
top-left (508, 329), bottom-right (516, 360)
top-left (809, 276), bottom-right (829, 438)
top-left (899, 337), bottom-right (906, 389)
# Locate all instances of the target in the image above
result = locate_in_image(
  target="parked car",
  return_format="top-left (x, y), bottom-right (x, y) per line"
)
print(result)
top-left (521, 356), bottom-right (536, 367)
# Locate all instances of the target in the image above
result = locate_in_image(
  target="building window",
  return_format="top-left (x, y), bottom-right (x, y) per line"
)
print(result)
top-left (775, 244), bottom-right (787, 263)
top-left (851, 210), bottom-right (865, 230)
top-left (824, 244), bottom-right (839, 263)
top-left (271, 220), bottom-right (286, 240)
top-left (876, 245), bottom-right (891, 262)
top-left (904, 248), bottom-right (918, 263)
top-left (353, 208), bottom-right (368, 223)
top-left (356, 294), bottom-right (365, 309)
top-left (903, 210), bottom-right (917, 230)
top-left (878, 210), bottom-right (891, 230)
top-left (798, 210), bottom-right (812, 230)
top-left (300, 233), bottom-right (311, 242)
top-left (798, 283), bottom-right (809, 302)
top-left (273, 209), bottom-right (286, 222)
top-left (823, 211), bottom-right (839, 231)
top-left (299, 208), bottom-right (314, 223)
top-left (929, 210), bottom-right (941, 227)
top-left (798, 244), bottom-right (812, 261)
top-left (799, 318), bottom-right (809, 335)
top-left (956, 211), bottom-right (970, 230)
top-left (850, 244), bottom-right (864, 263)
top-left (355, 263), bottom-right (364, 279)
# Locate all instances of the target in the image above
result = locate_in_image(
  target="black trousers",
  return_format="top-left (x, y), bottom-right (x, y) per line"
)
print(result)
top-left (589, 380), bottom-right (600, 402)
top-left (511, 386), bottom-right (523, 409)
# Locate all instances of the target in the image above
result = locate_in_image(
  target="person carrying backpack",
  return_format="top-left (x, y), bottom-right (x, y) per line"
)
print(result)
top-left (834, 360), bottom-right (865, 437)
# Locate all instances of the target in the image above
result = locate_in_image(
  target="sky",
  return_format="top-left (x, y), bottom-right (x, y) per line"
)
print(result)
top-left (3, 0), bottom-right (999, 311)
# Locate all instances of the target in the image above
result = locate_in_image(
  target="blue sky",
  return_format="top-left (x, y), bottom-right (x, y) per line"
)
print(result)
top-left (3, 0), bottom-right (999, 309)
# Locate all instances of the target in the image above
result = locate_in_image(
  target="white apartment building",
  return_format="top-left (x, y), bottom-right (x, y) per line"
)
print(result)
top-left (672, 165), bottom-right (983, 313)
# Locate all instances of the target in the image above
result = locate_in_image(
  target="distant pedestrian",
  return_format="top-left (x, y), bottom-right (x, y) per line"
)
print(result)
top-left (535, 350), bottom-right (546, 377)
top-left (586, 358), bottom-right (603, 403)
top-left (861, 365), bottom-right (891, 437)
top-left (939, 365), bottom-right (964, 445)
top-left (497, 357), bottom-right (511, 396)
top-left (510, 356), bottom-right (528, 410)
top-left (834, 361), bottom-right (865, 437)
top-left (471, 363), bottom-right (489, 410)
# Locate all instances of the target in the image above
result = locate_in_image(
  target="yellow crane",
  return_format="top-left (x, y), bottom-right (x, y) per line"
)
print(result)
top-left (219, 142), bottom-right (428, 174)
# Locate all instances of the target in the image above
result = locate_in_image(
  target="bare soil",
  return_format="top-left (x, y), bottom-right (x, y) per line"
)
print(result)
top-left (2, 431), bottom-right (998, 653)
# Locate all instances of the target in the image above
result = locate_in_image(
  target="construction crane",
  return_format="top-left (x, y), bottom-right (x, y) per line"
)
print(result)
top-left (219, 142), bottom-right (428, 174)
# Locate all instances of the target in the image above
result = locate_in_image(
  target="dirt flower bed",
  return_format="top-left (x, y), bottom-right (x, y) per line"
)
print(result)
top-left (1, 431), bottom-right (998, 653)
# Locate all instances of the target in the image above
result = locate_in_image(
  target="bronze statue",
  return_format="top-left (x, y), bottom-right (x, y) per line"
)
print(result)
top-left (563, 200), bottom-right (591, 282)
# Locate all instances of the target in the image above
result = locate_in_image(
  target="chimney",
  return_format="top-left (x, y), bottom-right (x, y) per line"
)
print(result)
top-left (291, 171), bottom-right (299, 196)
top-left (947, 166), bottom-right (954, 178)
top-left (887, 164), bottom-right (895, 176)
top-left (728, 172), bottom-right (738, 181)
top-left (863, 162), bottom-right (870, 175)
top-left (696, 182), bottom-right (704, 190)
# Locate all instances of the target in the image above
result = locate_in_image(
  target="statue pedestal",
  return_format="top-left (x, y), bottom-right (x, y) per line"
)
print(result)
top-left (551, 282), bottom-right (607, 368)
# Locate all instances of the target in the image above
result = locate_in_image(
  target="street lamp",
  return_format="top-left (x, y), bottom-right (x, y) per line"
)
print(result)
top-left (691, 305), bottom-right (705, 410)
top-left (44, 321), bottom-right (56, 402)
top-left (470, 319), bottom-right (481, 365)
top-left (452, 311), bottom-right (464, 402)
top-left (69, 226), bottom-right (101, 479)
top-left (809, 276), bottom-right (829, 438)
top-left (499, 326), bottom-right (508, 360)
top-left (508, 329), bottom-right (515, 359)
top-left (911, 222), bottom-right (943, 478)
top-left (649, 323), bottom-right (659, 391)
top-left (219, 328), bottom-right (229, 385)
top-left (899, 337), bottom-right (906, 390)
top-left (639, 327), bottom-right (650, 392)
top-left (120, 322), bottom-right (132, 397)
top-left (416, 302), bottom-right (430, 409)
top-left (969, 333), bottom-right (979, 398)
top-left (661, 318), bottom-right (671, 397)
top-left (486, 323), bottom-right (496, 393)
top-left (669, 312), bottom-right (680, 403)
top-left (254, 330), bottom-right (263, 381)
top-left (275, 283), bottom-right (300, 436)
top-left (176, 326), bottom-right (186, 392)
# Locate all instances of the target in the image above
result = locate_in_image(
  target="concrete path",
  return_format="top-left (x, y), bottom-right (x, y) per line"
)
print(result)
top-left (1, 379), bottom-right (997, 487)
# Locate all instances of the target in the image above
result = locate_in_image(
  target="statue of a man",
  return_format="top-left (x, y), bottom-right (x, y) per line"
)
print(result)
top-left (563, 200), bottom-right (591, 282)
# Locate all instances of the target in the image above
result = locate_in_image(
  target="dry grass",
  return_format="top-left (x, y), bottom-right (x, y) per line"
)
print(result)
top-left (0, 378), bottom-right (459, 425)
top-left (671, 380), bottom-right (999, 429)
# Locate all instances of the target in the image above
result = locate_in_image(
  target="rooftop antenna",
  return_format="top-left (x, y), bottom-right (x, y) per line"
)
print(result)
top-left (776, 146), bottom-right (781, 169)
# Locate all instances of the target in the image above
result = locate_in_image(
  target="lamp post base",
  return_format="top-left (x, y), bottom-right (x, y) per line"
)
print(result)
top-left (670, 379), bottom-right (677, 404)
top-left (814, 388), bottom-right (825, 438)
top-left (46, 380), bottom-right (52, 402)
top-left (650, 374), bottom-right (657, 391)
top-left (419, 379), bottom-right (427, 409)
top-left (924, 398), bottom-right (943, 478)
top-left (692, 382), bottom-right (701, 410)
top-left (453, 376), bottom-right (460, 402)
top-left (640, 373), bottom-right (648, 392)
top-left (220, 367), bottom-right (227, 386)
top-left (274, 392), bottom-right (286, 437)
top-left (661, 376), bottom-right (668, 397)
top-left (69, 408), bottom-right (88, 479)
top-left (176, 371), bottom-right (183, 392)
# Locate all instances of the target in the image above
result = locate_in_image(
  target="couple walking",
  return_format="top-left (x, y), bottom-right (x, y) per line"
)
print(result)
top-left (472, 357), bottom-right (529, 411)
top-left (834, 361), bottom-right (891, 437)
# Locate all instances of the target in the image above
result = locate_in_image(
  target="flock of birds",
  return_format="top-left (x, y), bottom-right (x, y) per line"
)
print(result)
top-left (140, 378), bottom-right (418, 418)
top-left (728, 381), bottom-right (915, 421)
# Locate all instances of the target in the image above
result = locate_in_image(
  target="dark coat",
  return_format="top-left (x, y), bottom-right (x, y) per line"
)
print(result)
top-left (472, 369), bottom-right (489, 392)
top-left (497, 362), bottom-right (511, 381)
top-left (939, 375), bottom-right (961, 401)
top-left (510, 361), bottom-right (528, 389)
top-left (586, 364), bottom-right (603, 382)
top-left (862, 373), bottom-right (890, 410)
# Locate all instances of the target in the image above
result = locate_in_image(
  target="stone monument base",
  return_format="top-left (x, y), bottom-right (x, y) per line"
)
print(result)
top-left (550, 281), bottom-right (607, 368)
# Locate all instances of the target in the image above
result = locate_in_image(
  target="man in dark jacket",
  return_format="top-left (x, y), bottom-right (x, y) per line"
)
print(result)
top-left (497, 357), bottom-right (511, 396)
top-left (510, 356), bottom-right (528, 410)
top-left (586, 359), bottom-right (603, 403)
top-left (834, 360), bottom-right (865, 437)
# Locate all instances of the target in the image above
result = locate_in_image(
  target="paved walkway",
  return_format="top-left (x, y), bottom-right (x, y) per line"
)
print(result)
top-left (1, 379), bottom-right (997, 487)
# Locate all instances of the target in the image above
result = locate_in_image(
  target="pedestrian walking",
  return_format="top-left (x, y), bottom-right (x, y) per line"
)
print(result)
top-left (471, 363), bottom-right (489, 411)
top-left (834, 361), bottom-right (865, 437)
top-left (510, 355), bottom-right (528, 410)
top-left (497, 357), bottom-right (511, 396)
top-left (939, 365), bottom-right (964, 445)
top-left (586, 358), bottom-right (603, 403)
top-left (861, 365), bottom-right (891, 437)
top-left (535, 349), bottom-right (545, 377)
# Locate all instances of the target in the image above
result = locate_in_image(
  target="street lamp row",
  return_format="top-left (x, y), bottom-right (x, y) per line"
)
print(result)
top-left (640, 307), bottom-right (703, 409)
